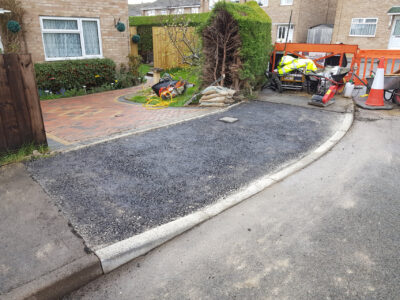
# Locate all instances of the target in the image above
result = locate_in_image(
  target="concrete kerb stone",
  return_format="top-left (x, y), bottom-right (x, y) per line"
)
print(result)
top-left (94, 109), bottom-right (355, 274)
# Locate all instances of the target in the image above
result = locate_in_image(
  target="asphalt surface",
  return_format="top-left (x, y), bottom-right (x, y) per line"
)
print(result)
top-left (66, 109), bottom-right (400, 300)
top-left (27, 101), bottom-right (343, 248)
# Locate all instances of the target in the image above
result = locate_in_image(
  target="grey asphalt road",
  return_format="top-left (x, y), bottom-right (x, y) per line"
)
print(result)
top-left (26, 101), bottom-right (343, 248)
top-left (66, 109), bottom-right (400, 300)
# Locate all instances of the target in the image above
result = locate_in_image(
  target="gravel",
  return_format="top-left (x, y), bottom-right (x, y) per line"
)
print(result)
top-left (26, 101), bottom-right (343, 248)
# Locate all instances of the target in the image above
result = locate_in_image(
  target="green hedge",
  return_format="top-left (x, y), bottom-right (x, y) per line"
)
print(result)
top-left (137, 26), bottom-right (153, 61)
top-left (35, 59), bottom-right (116, 92)
top-left (129, 13), bottom-right (210, 27)
top-left (201, 1), bottom-right (272, 89)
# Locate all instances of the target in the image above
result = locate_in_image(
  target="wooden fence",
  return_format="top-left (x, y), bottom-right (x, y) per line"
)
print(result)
top-left (129, 26), bottom-right (195, 70)
top-left (0, 53), bottom-right (47, 152)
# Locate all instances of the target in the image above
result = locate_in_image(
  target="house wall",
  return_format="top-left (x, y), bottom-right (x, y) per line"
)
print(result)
top-left (20, 0), bottom-right (129, 66)
top-left (331, 0), bottom-right (398, 49)
top-left (142, 7), bottom-right (200, 16)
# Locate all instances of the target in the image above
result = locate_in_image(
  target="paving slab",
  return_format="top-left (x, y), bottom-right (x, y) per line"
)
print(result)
top-left (26, 101), bottom-right (345, 250)
top-left (0, 164), bottom-right (102, 299)
top-left (40, 85), bottom-right (219, 151)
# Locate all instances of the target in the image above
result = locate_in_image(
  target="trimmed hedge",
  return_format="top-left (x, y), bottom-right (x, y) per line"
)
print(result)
top-left (129, 13), bottom-right (210, 27)
top-left (200, 1), bottom-right (272, 89)
top-left (35, 59), bottom-right (116, 92)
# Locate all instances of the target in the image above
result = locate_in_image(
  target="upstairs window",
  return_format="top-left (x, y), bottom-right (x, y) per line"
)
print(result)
top-left (281, 0), bottom-right (293, 5)
top-left (349, 18), bottom-right (378, 37)
top-left (40, 17), bottom-right (102, 61)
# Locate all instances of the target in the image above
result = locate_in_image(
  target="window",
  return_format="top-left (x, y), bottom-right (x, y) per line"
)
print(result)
top-left (146, 10), bottom-right (155, 16)
top-left (40, 17), bottom-right (102, 61)
top-left (277, 24), bottom-right (294, 42)
top-left (349, 18), bottom-right (378, 37)
top-left (191, 7), bottom-right (199, 14)
top-left (281, 0), bottom-right (293, 5)
top-left (258, 0), bottom-right (268, 6)
top-left (174, 8), bottom-right (184, 14)
top-left (160, 10), bottom-right (168, 15)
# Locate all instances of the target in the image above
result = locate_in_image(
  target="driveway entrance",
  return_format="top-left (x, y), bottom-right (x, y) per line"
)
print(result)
top-left (40, 86), bottom-right (218, 151)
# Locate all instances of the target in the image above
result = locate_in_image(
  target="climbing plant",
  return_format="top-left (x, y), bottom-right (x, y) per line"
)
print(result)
top-left (0, 0), bottom-right (25, 53)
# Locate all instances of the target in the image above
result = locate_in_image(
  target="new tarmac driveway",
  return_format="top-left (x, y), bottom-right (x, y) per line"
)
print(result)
top-left (27, 101), bottom-right (344, 249)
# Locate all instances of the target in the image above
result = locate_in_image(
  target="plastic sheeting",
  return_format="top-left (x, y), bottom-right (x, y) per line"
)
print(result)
top-left (307, 25), bottom-right (333, 44)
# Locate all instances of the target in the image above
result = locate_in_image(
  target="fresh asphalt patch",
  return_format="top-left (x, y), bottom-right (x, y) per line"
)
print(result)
top-left (27, 101), bottom-right (343, 248)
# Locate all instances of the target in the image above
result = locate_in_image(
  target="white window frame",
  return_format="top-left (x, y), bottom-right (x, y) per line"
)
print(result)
top-left (191, 7), bottom-right (199, 14)
top-left (146, 10), bottom-right (155, 16)
top-left (280, 0), bottom-right (293, 5)
top-left (174, 8), bottom-right (184, 15)
top-left (40, 16), bottom-right (103, 61)
top-left (258, 0), bottom-right (268, 6)
top-left (160, 10), bottom-right (168, 15)
top-left (349, 18), bottom-right (378, 37)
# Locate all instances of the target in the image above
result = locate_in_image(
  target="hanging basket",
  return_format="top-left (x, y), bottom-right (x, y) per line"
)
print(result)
top-left (116, 22), bottom-right (126, 32)
top-left (7, 20), bottom-right (21, 33)
top-left (132, 34), bottom-right (140, 44)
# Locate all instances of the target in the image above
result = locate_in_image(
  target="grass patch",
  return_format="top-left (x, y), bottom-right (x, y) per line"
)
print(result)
top-left (0, 143), bottom-right (49, 166)
top-left (139, 64), bottom-right (151, 77)
top-left (128, 67), bottom-right (201, 107)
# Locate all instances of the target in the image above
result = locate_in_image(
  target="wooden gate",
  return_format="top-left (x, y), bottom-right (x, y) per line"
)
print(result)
top-left (0, 54), bottom-right (47, 152)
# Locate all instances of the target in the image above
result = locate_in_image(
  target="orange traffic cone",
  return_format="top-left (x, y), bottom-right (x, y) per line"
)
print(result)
top-left (366, 58), bottom-right (385, 106)
top-left (355, 57), bottom-right (393, 110)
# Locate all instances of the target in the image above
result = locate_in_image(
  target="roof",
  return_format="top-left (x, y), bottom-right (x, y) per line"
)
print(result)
top-left (129, 0), bottom-right (200, 16)
top-left (388, 6), bottom-right (400, 15)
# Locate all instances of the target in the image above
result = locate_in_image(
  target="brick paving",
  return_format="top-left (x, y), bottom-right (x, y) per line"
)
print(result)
top-left (41, 85), bottom-right (219, 149)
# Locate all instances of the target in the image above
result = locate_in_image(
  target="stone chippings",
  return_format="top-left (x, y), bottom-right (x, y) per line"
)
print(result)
top-left (26, 101), bottom-right (341, 248)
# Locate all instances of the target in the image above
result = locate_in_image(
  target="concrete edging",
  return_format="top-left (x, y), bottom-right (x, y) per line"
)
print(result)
top-left (95, 110), bottom-right (354, 274)
top-left (3, 254), bottom-right (102, 300)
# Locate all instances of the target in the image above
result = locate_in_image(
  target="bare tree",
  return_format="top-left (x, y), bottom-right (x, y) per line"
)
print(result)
top-left (202, 9), bottom-right (241, 88)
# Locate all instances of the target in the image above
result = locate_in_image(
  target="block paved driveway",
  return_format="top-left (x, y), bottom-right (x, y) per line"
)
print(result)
top-left (40, 85), bottom-right (218, 150)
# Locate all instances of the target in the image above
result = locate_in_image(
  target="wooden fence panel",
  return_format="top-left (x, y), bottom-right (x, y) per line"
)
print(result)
top-left (153, 26), bottom-right (196, 70)
top-left (130, 26), bottom-right (139, 57)
top-left (0, 54), bottom-right (46, 152)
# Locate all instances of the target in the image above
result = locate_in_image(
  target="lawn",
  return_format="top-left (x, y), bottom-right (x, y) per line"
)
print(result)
top-left (128, 67), bottom-right (201, 107)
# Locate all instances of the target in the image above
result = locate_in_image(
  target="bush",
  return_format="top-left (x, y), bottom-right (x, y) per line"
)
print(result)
top-left (129, 13), bottom-right (210, 27)
top-left (35, 58), bottom-right (116, 92)
top-left (200, 1), bottom-right (272, 91)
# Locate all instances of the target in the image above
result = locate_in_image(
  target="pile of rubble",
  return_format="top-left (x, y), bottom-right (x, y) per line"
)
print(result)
top-left (199, 86), bottom-right (236, 107)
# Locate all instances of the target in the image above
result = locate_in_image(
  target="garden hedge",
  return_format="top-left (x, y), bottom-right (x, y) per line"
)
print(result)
top-left (35, 58), bottom-right (116, 92)
top-left (200, 1), bottom-right (272, 89)
top-left (129, 13), bottom-right (210, 27)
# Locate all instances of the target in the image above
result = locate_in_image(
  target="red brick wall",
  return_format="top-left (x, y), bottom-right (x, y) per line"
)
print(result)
top-left (21, 0), bottom-right (129, 66)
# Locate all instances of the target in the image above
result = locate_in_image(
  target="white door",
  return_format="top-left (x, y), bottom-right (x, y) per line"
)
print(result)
top-left (277, 24), bottom-right (294, 43)
top-left (389, 16), bottom-right (400, 49)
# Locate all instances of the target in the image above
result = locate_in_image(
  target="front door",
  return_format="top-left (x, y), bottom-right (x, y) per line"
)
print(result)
top-left (389, 16), bottom-right (400, 49)
top-left (277, 24), bottom-right (294, 43)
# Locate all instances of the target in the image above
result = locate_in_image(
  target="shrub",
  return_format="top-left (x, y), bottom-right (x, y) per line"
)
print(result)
top-left (35, 58), bottom-right (116, 92)
top-left (200, 1), bottom-right (272, 91)
top-left (129, 13), bottom-right (210, 27)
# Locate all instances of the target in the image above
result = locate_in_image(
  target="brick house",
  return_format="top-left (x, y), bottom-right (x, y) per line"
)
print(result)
top-left (331, 0), bottom-right (400, 49)
top-left (18, 0), bottom-right (130, 65)
top-left (129, 0), bottom-right (201, 17)
top-left (201, 0), bottom-right (338, 43)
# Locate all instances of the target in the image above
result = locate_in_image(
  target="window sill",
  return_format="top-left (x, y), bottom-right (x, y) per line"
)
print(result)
top-left (45, 55), bottom-right (103, 62)
top-left (348, 35), bottom-right (376, 38)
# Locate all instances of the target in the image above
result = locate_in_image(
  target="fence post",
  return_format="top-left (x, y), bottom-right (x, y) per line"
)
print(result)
top-left (130, 26), bottom-right (139, 57)
top-left (0, 54), bottom-right (46, 152)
